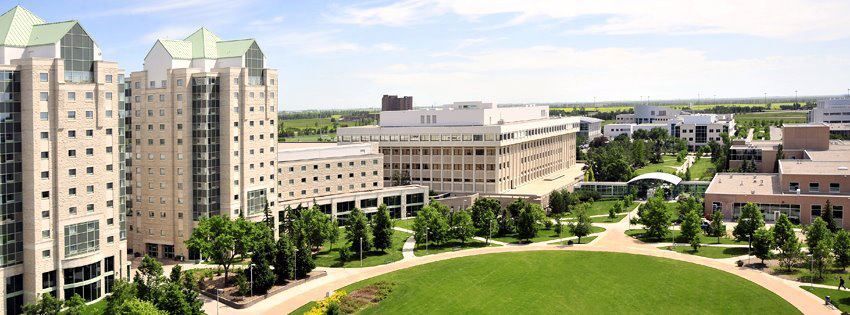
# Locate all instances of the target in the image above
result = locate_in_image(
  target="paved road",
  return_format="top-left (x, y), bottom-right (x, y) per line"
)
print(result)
top-left (202, 207), bottom-right (838, 315)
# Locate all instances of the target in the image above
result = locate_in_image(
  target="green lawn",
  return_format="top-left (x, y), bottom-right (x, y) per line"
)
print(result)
top-left (802, 286), bottom-right (850, 312)
top-left (279, 133), bottom-right (336, 142)
top-left (633, 156), bottom-right (683, 177)
top-left (492, 226), bottom-right (605, 244)
top-left (414, 239), bottom-right (494, 256)
top-left (280, 117), bottom-right (338, 128)
top-left (313, 229), bottom-right (412, 268)
top-left (773, 267), bottom-right (850, 287)
top-left (291, 251), bottom-right (800, 314)
top-left (688, 157), bottom-right (715, 180)
top-left (735, 111), bottom-right (807, 123)
top-left (663, 245), bottom-right (751, 259)
top-left (564, 199), bottom-right (639, 218)
top-left (626, 229), bottom-right (747, 245)
top-left (551, 235), bottom-right (598, 245)
top-left (394, 218), bottom-right (415, 231)
top-left (75, 299), bottom-right (106, 314)
top-left (590, 213), bottom-right (628, 223)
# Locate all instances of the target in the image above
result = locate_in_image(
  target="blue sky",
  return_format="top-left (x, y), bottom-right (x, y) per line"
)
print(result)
top-left (14, 0), bottom-right (850, 110)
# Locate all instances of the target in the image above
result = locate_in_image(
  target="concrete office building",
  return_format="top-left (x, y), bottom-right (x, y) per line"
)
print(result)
top-left (381, 94), bottom-right (412, 111)
top-left (705, 124), bottom-right (850, 228)
top-left (604, 105), bottom-right (734, 150)
top-left (277, 142), bottom-right (428, 221)
top-left (127, 28), bottom-right (277, 260)
top-left (808, 98), bottom-right (850, 124)
top-left (0, 6), bottom-right (128, 313)
top-left (337, 101), bottom-right (583, 202)
top-left (578, 116), bottom-right (602, 140)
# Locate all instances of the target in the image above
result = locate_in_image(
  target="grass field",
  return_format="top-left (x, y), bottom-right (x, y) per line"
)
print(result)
top-left (414, 239), bottom-right (494, 256)
top-left (291, 251), bottom-right (800, 314)
top-left (492, 226), bottom-right (605, 244)
top-left (626, 228), bottom-right (747, 245)
top-left (633, 156), bottom-right (683, 177)
top-left (688, 157), bottom-right (715, 180)
top-left (663, 245), bottom-right (750, 259)
top-left (802, 286), bottom-right (849, 312)
top-left (279, 117), bottom-right (339, 128)
top-left (551, 235), bottom-right (598, 245)
top-left (564, 199), bottom-right (639, 218)
top-left (735, 111), bottom-right (807, 123)
top-left (772, 266), bottom-right (850, 287)
top-left (589, 213), bottom-right (628, 223)
top-left (394, 218), bottom-right (415, 231)
top-left (313, 229), bottom-right (412, 268)
top-left (279, 133), bottom-right (336, 142)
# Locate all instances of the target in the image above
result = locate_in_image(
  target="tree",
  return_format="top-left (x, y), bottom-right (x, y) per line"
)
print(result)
top-left (294, 237), bottom-right (316, 278)
top-left (23, 293), bottom-right (62, 315)
top-left (326, 219), bottom-right (340, 251)
top-left (413, 202), bottom-right (449, 245)
top-left (548, 189), bottom-right (563, 215)
top-left (114, 299), bottom-right (166, 315)
top-left (346, 208), bottom-right (372, 253)
top-left (479, 208), bottom-right (497, 244)
top-left (247, 226), bottom-right (277, 295)
top-left (751, 228), bottom-right (774, 264)
top-left (611, 201), bottom-right (623, 214)
top-left (732, 203), bottom-right (765, 250)
top-left (471, 198), bottom-right (500, 233)
top-left (106, 279), bottom-right (139, 315)
top-left (608, 206), bottom-right (616, 220)
top-left (680, 210), bottom-right (702, 251)
top-left (834, 230), bottom-right (850, 271)
top-left (135, 255), bottom-right (164, 302)
top-left (515, 207), bottom-right (539, 242)
top-left (300, 206), bottom-right (332, 252)
top-left (186, 216), bottom-right (257, 284)
top-left (807, 217), bottom-right (834, 279)
top-left (822, 200), bottom-right (839, 233)
top-left (708, 210), bottom-right (726, 243)
top-left (569, 205), bottom-right (593, 243)
top-left (452, 209), bottom-right (475, 245)
top-left (64, 294), bottom-right (86, 315)
top-left (554, 215), bottom-right (563, 237)
top-left (372, 204), bottom-right (394, 252)
top-left (637, 193), bottom-right (671, 240)
top-left (273, 235), bottom-right (295, 283)
top-left (777, 236), bottom-right (802, 272)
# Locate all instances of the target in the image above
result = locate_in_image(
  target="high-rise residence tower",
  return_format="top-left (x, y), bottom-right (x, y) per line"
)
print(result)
top-left (0, 6), bottom-right (127, 314)
top-left (128, 28), bottom-right (278, 260)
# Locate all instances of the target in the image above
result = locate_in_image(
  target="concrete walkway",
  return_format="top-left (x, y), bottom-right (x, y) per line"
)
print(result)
top-left (203, 206), bottom-right (838, 315)
top-left (401, 236), bottom-right (416, 260)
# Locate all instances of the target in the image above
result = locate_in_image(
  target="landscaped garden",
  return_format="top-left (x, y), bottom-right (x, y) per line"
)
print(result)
top-left (294, 251), bottom-right (801, 314)
top-left (313, 229), bottom-right (412, 268)
top-left (633, 155), bottom-right (683, 177)
top-left (413, 238), bottom-right (494, 256)
top-left (491, 225), bottom-right (605, 244)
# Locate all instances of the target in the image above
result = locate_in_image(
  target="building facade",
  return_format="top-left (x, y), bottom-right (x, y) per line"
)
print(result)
top-left (605, 105), bottom-right (734, 150)
top-left (705, 124), bottom-right (850, 229)
top-left (728, 124), bottom-right (830, 173)
top-left (276, 142), bottom-right (428, 222)
top-left (337, 102), bottom-right (582, 198)
top-left (578, 116), bottom-right (602, 140)
top-left (127, 28), bottom-right (277, 260)
top-left (808, 98), bottom-right (850, 124)
top-left (381, 94), bottom-right (412, 111)
top-left (0, 6), bottom-right (128, 314)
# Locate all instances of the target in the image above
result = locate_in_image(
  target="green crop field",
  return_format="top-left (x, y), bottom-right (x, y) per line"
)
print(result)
top-left (292, 251), bottom-right (800, 314)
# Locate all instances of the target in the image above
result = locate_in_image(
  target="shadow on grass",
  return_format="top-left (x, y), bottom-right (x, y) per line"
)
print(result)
top-left (329, 249), bottom-right (391, 268)
top-left (414, 240), bottom-right (491, 253)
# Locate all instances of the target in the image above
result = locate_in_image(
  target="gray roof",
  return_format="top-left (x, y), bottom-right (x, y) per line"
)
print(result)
top-left (579, 116), bottom-right (603, 123)
top-left (627, 172), bottom-right (682, 185)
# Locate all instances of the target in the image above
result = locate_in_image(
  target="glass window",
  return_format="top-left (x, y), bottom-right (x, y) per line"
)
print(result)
top-left (39, 73), bottom-right (48, 82)
top-left (60, 24), bottom-right (94, 83)
top-left (64, 220), bottom-right (99, 257)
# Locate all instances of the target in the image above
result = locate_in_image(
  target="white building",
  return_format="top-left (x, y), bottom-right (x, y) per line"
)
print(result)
top-left (578, 117), bottom-right (603, 140)
top-left (808, 98), bottom-right (850, 124)
top-left (604, 105), bottom-right (734, 149)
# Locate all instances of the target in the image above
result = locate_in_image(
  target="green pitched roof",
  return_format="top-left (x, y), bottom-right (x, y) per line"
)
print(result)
top-left (158, 39), bottom-right (192, 59)
top-left (184, 27), bottom-right (221, 59)
top-left (217, 39), bottom-right (255, 58)
top-left (0, 5), bottom-right (46, 47)
top-left (28, 21), bottom-right (76, 46)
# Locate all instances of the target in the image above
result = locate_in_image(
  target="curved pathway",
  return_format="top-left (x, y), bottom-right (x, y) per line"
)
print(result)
top-left (203, 208), bottom-right (837, 315)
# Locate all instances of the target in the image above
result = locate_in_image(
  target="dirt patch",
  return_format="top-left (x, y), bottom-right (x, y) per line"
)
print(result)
top-left (339, 281), bottom-right (395, 313)
top-left (198, 270), bottom-right (327, 309)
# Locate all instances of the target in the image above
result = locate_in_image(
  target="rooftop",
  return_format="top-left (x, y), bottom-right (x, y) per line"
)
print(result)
top-left (0, 6), bottom-right (81, 47)
top-left (779, 160), bottom-right (850, 175)
top-left (705, 173), bottom-right (779, 195)
top-left (277, 142), bottom-right (378, 162)
top-left (503, 163), bottom-right (584, 196)
top-left (154, 27), bottom-right (258, 60)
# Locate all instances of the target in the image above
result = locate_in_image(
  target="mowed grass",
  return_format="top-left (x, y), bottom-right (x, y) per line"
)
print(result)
top-left (279, 117), bottom-right (339, 128)
top-left (394, 218), bottom-right (415, 231)
top-left (663, 245), bottom-right (751, 259)
top-left (491, 226), bottom-right (605, 244)
top-left (802, 286), bottom-right (850, 313)
top-left (626, 228), bottom-right (747, 245)
top-left (688, 157), bottom-right (715, 180)
top-left (633, 156), bottom-right (683, 177)
top-left (564, 199), bottom-right (639, 218)
top-left (313, 229), bottom-right (412, 268)
top-left (279, 133), bottom-right (336, 142)
top-left (735, 111), bottom-right (807, 123)
top-left (291, 251), bottom-right (800, 314)
top-left (414, 239), bottom-right (494, 256)
top-left (551, 235), bottom-right (598, 245)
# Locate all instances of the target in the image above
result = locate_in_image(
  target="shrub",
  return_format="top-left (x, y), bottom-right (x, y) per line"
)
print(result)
top-left (236, 273), bottom-right (250, 296)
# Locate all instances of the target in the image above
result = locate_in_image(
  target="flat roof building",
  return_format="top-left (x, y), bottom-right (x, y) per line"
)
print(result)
top-left (337, 102), bottom-right (583, 201)
top-left (0, 6), bottom-right (128, 313)
top-left (127, 28), bottom-right (278, 261)
top-left (808, 98), bottom-right (850, 124)
top-left (276, 142), bottom-right (428, 222)
top-left (605, 105), bottom-right (734, 150)
top-left (578, 116), bottom-right (603, 140)
top-left (381, 95), bottom-right (412, 111)
top-left (706, 124), bottom-right (850, 229)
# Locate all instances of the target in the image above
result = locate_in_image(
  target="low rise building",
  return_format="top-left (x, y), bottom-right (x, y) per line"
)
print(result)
top-left (728, 124), bottom-right (831, 172)
top-left (604, 105), bottom-right (734, 150)
top-left (277, 142), bottom-right (428, 222)
top-left (705, 124), bottom-right (850, 228)
top-left (808, 98), bottom-right (850, 124)
top-left (578, 116), bottom-right (602, 140)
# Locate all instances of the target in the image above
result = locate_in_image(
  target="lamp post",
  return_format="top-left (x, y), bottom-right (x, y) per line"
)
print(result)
top-left (795, 90), bottom-right (798, 105)
top-left (216, 288), bottom-right (222, 315)
top-left (425, 226), bottom-right (429, 254)
top-left (293, 248), bottom-right (297, 281)
top-left (249, 263), bottom-right (255, 297)
top-left (359, 237), bottom-right (363, 267)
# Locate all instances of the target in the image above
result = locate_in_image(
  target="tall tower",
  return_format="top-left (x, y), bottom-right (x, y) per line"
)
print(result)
top-left (0, 6), bottom-right (127, 313)
top-left (128, 28), bottom-right (278, 260)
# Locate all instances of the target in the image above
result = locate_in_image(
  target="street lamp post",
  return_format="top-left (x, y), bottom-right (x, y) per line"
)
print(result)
top-left (795, 90), bottom-right (798, 105)
top-left (250, 263), bottom-right (254, 297)
top-left (293, 248), bottom-right (297, 281)
top-left (359, 237), bottom-right (363, 267)
top-left (425, 226), bottom-right (429, 254)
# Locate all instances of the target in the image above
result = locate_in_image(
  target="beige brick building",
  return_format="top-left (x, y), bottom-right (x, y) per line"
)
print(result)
top-left (0, 6), bottom-right (128, 314)
top-left (277, 142), bottom-right (428, 222)
top-left (127, 28), bottom-right (277, 260)
top-left (337, 102), bottom-right (582, 200)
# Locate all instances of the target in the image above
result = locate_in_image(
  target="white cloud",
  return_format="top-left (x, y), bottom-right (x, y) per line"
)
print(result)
top-left (331, 0), bottom-right (850, 40)
top-left (259, 31), bottom-right (362, 54)
top-left (359, 46), bottom-right (850, 105)
top-left (374, 43), bottom-right (404, 52)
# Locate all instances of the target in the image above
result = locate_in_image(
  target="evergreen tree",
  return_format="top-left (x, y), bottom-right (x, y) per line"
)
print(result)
top-left (708, 210), bottom-right (726, 243)
top-left (772, 214), bottom-right (796, 250)
top-left (680, 210), bottom-right (702, 251)
top-left (822, 200), bottom-right (839, 233)
top-left (372, 204), bottom-right (394, 252)
top-left (274, 235), bottom-right (295, 283)
top-left (294, 238), bottom-right (316, 278)
top-left (346, 208), bottom-right (372, 253)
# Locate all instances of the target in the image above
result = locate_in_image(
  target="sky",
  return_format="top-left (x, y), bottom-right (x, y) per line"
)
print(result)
top-left (12, 0), bottom-right (850, 110)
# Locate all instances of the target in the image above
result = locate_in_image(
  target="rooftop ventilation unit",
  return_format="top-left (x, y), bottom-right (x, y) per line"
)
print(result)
top-left (840, 166), bottom-right (849, 171)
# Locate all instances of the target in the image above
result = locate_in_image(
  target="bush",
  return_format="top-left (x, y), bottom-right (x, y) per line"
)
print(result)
top-left (567, 240), bottom-right (574, 245)
top-left (236, 273), bottom-right (250, 296)
top-left (338, 247), bottom-right (352, 263)
top-left (736, 260), bottom-right (744, 267)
